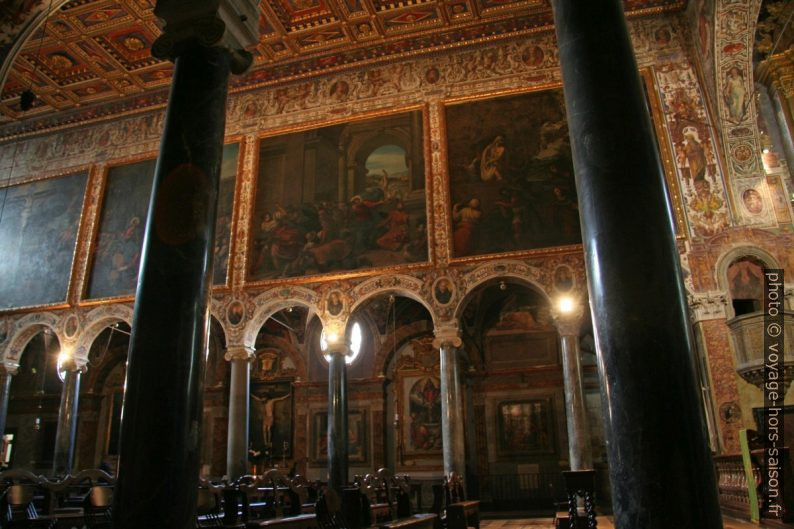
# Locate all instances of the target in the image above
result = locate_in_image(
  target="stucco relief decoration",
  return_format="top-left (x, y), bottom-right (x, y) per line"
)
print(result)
top-left (459, 260), bottom-right (544, 296)
top-left (655, 63), bottom-right (731, 238)
top-left (714, 0), bottom-right (773, 227)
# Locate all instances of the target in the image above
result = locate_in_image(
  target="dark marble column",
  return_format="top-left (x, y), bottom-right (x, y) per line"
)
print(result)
top-left (551, 1), bottom-right (722, 527)
top-left (552, 308), bottom-right (592, 471)
top-left (111, 4), bottom-right (257, 527)
top-left (434, 326), bottom-right (465, 477)
top-left (0, 364), bottom-right (17, 439)
top-left (226, 346), bottom-right (253, 480)
top-left (53, 360), bottom-right (83, 476)
top-left (327, 344), bottom-right (348, 491)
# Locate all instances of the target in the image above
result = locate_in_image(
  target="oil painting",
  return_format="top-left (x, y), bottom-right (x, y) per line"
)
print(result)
top-left (0, 172), bottom-right (87, 310)
top-left (402, 375), bottom-right (443, 455)
top-left (213, 142), bottom-right (239, 286)
top-left (445, 90), bottom-right (580, 258)
top-left (86, 159), bottom-right (155, 300)
top-left (249, 110), bottom-right (427, 281)
top-left (249, 382), bottom-right (293, 461)
top-left (311, 409), bottom-right (368, 464)
top-left (496, 399), bottom-right (555, 456)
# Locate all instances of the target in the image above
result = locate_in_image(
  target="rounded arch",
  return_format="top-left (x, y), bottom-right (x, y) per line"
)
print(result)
top-left (75, 305), bottom-right (134, 363)
top-left (243, 286), bottom-right (322, 348)
top-left (715, 244), bottom-right (779, 294)
top-left (371, 320), bottom-right (432, 378)
top-left (2, 312), bottom-right (62, 365)
top-left (452, 260), bottom-right (554, 321)
top-left (348, 274), bottom-right (436, 330)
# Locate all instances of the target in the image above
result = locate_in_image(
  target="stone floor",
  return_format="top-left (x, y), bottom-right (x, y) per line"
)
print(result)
top-left (480, 516), bottom-right (768, 529)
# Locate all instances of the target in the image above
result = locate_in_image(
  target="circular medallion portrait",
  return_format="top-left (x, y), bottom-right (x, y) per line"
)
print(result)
top-left (433, 277), bottom-right (455, 306)
top-left (227, 301), bottom-right (245, 326)
top-left (553, 265), bottom-right (574, 292)
top-left (327, 290), bottom-right (344, 316)
top-left (64, 315), bottom-right (79, 339)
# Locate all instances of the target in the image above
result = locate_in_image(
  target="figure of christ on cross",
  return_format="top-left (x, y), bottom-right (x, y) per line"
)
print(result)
top-left (251, 392), bottom-right (290, 446)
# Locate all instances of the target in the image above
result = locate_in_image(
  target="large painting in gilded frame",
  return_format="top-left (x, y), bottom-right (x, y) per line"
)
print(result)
top-left (310, 408), bottom-right (368, 465)
top-left (496, 398), bottom-right (556, 457)
top-left (0, 172), bottom-right (87, 310)
top-left (445, 89), bottom-right (581, 259)
top-left (400, 375), bottom-right (443, 459)
top-left (85, 158), bottom-right (156, 300)
top-left (248, 109), bottom-right (428, 282)
top-left (213, 142), bottom-right (240, 286)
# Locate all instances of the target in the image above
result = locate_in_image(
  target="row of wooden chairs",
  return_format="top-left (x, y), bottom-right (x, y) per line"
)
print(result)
top-left (197, 470), bottom-right (319, 529)
top-left (0, 469), bottom-right (114, 529)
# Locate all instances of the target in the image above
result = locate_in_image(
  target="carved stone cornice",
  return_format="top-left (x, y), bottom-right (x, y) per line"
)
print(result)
top-left (688, 291), bottom-right (729, 322)
top-left (224, 345), bottom-right (255, 362)
top-left (432, 323), bottom-right (462, 349)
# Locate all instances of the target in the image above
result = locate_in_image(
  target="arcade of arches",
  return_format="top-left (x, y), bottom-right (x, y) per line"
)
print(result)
top-left (0, 0), bottom-right (793, 526)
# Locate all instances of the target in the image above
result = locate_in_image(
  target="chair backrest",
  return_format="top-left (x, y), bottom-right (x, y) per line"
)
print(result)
top-left (196, 488), bottom-right (219, 514)
top-left (6, 484), bottom-right (34, 507)
top-left (86, 486), bottom-right (113, 509)
top-left (315, 488), bottom-right (348, 529)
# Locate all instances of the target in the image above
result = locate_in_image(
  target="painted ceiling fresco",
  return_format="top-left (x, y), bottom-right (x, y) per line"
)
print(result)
top-left (0, 0), bottom-right (685, 123)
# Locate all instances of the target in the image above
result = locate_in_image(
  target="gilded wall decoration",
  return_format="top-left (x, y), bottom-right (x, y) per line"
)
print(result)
top-left (0, 171), bottom-right (87, 310)
top-left (85, 158), bottom-right (155, 301)
top-left (445, 89), bottom-right (579, 258)
top-left (214, 142), bottom-right (241, 287)
top-left (248, 109), bottom-right (428, 282)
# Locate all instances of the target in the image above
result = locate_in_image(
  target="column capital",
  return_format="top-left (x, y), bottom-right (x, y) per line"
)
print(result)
top-left (324, 343), bottom-right (350, 356)
top-left (224, 345), bottom-right (255, 362)
top-left (687, 291), bottom-right (729, 322)
top-left (0, 361), bottom-right (19, 376)
top-left (59, 355), bottom-right (88, 374)
top-left (551, 306), bottom-right (584, 337)
top-left (152, 0), bottom-right (259, 73)
top-left (433, 324), bottom-right (462, 349)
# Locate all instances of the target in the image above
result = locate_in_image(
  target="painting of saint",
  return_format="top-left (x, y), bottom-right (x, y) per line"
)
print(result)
top-left (404, 376), bottom-right (442, 453)
top-left (741, 188), bottom-right (764, 215)
top-left (213, 143), bottom-right (239, 286)
top-left (327, 290), bottom-right (344, 316)
top-left (249, 111), bottom-right (427, 281)
top-left (86, 159), bottom-right (155, 300)
top-left (497, 399), bottom-right (555, 455)
top-left (446, 90), bottom-right (580, 258)
top-left (722, 66), bottom-right (748, 123)
top-left (0, 172), bottom-right (87, 309)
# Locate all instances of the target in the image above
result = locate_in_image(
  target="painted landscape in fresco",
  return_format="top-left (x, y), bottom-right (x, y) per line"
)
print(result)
top-left (86, 159), bottom-right (155, 300)
top-left (446, 89), bottom-right (581, 258)
top-left (213, 142), bottom-right (239, 286)
top-left (0, 172), bottom-right (87, 309)
top-left (249, 110), bottom-right (426, 281)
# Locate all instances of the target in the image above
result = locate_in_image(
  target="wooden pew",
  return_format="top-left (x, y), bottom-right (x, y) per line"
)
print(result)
top-left (244, 470), bottom-right (317, 529)
top-left (433, 473), bottom-right (479, 529)
top-left (373, 469), bottom-right (436, 529)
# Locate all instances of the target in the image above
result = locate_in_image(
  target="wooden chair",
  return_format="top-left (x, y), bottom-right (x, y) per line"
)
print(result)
top-left (83, 486), bottom-right (113, 529)
top-left (0, 484), bottom-right (56, 529)
top-left (434, 474), bottom-right (478, 529)
top-left (196, 486), bottom-right (223, 529)
top-left (315, 489), bottom-right (347, 529)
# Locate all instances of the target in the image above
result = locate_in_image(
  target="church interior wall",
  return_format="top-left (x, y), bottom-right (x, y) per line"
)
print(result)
top-left (0, 9), bottom-right (791, 508)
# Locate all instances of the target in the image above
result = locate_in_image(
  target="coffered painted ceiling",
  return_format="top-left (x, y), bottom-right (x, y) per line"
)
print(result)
top-left (0, 0), bottom-right (686, 125)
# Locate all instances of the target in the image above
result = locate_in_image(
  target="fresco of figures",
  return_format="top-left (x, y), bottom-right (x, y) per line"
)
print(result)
top-left (248, 110), bottom-right (427, 281)
top-left (446, 89), bottom-right (581, 258)
top-left (0, 172), bottom-right (87, 309)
